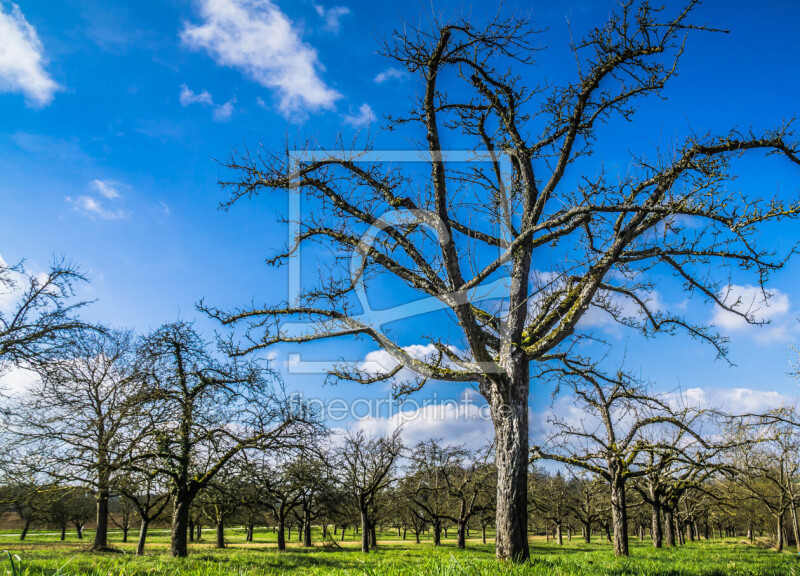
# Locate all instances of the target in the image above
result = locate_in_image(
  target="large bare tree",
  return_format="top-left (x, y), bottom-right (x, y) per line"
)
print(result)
top-left (204, 1), bottom-right (800, 560)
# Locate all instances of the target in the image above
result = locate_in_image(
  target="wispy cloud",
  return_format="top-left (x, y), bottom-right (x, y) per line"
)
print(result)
top-left (181, 0), bottom-right (340, 118)
top-left (179, 84), bottom-right (236, 122)
top-left (66, 179), bottom-right (128, 220)
top-left (0, 1), bottom-right (60, 106)
top-left (180, 84), bottom-right (213, 106)
top-left (374, 67), bottom-right (406, 84)
top-left (313, 3), bottom-right (350, 33)
top-left (342, 102), bottom-right (375, 127)
top-left (212, 97), bottom-right (235, 121)
top-left (89, 178), bottom-right (122, 200)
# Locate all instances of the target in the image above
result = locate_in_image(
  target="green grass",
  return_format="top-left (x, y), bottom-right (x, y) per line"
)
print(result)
top-left (0, 527), bottom-right (797, 576)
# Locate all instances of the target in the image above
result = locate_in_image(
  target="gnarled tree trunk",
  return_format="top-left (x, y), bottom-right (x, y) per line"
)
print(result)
top-left (490, 370), bottom-right (530, 562)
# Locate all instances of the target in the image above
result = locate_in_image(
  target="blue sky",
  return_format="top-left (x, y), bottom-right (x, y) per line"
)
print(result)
top-left (1, 0), bottom-right (799, 444)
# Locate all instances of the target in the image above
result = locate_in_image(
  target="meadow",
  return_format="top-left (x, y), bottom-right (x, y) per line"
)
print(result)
top-left (0, 527), bottom-right (797, 576)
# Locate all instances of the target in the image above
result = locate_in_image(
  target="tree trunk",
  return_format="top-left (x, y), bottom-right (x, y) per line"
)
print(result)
top-left (403, 527), bottom-right (407, 540)
top-left (171, 495), bottom-right (191, 558)
top-left (609, 473), bottom-right (628, 556)
top-left (491, 385), bottom-right (530, 562)
top-left (360, 509), bottom-right (369, 553)
top-left (277, 518), bottom-right (286, 551)
top-left (216, 519), bottom-right (225, 548)
top-left (188, 519), bottom-right (195, 542)
top-left (556, 522), bottom-right (563, 546)
top-left (482, 525), bottom-right (486, 544)
top-left (340, 526), bottom-right (346, 542)
top-left (584, 522), bottom-right (591, 544)
top-left (370, 522), bottom-right (377, 549)
top-left (651, 503), bottom-right (663, 548)
top-left (60, 526), bottom-right (66, 541)
top-left (197, 523), bottom-right (202, 540)
top-left (122, 525), bottom-right (129, 543)
top-left (457, 520), bottom-right (466, 549)
top-left (20, 519), bottom-right (31, 540)
top-left (775, 513), bottom-right (784, 552)
top-left (136, 518), bottom-right (150, 555)
top-left (664, 509), bottom-right (676, 547)
top-left (303, 511), bottom-right (312, 547)
top-left (790, 501), bottom-right (800, 555)
top-left (93, 489), bottom-right (110, 550)
top-left (433, 520), bottom-right (441, 546)
top-left (75, 523), bottom-right (83, 539)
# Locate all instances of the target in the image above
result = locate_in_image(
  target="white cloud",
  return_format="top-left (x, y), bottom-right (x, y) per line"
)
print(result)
top-left (711, 284), bottom-right (795, 343)
top-left (0, 366), bottom-right (39, 398)
top-left (66, 179), bottom-right (127, 220)
top-left (342, 102), bottom-right (375, 127)
top-left (374, 67), bottom-right (406, 83)
top-left (181, 0), bottom-right (340, 117)
top-left (212, 98), bottom-right (236, 121)
top-left (358, 343), bottom-right (463, 391)
top-left (351, 388), bottom-right (494, 449)
top-left (89, 178), bottom-right (122, 200)
top-left (179, 84), bottom-right (236, 122)
top-left (179, 83), bottom-right (213, 106)
top-left (313, 3), bottom-right (349, 33)
top-left (67, 195), bottom-right (126, 220)
top-left (0, 1), bottom-right (59, 107)
top-left (672, 386), bottom-right (792, 414)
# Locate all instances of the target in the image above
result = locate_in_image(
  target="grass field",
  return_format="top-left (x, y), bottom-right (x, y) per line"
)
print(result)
top-left (0, 527), bottom-right (798, 576)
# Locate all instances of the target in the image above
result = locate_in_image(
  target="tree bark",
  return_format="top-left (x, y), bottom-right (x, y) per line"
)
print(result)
top-left (457, 520), bottom-right (466, 549)
top-left (136, 518), bottom-right (150, 556)
top-left (664, 509), bottom-right (676, 547)
top-left (651, 503), bottom-right (663, 548)
top-left (775, 512), bottom-right (784, 552)
top-left (790, 501), bottom-right (800, 555)
top-left (609, 473), bottom-right (629, 556)
top-left (277, 518), bottom-right (286, 551)
top-left (60, 526), bottom-right (66, 541)
top-left (122, 526), bottom-right (129, 543)
top-left (360, 509), bottom-right (370, 553)
top-left (20, 519), bottom-right (31, 541)
top-left (583, 522), bottom-right (591, 544)
top-left (188, 518), bottom-right (195, 542)
top-left (491, 382), bottom-right (530, 562)
top-left (93, 488), bottom-right (110, 550)
top-left (171, 495), bottom-right (191, 558)
top-left (556, 522), bottom-right (563, 546)
top-left (433, 519), bottom-right (442, 546)
top-left (303, 511), bottom-right (312, 547)
top-left (216, 519), bottom-right (225, 548)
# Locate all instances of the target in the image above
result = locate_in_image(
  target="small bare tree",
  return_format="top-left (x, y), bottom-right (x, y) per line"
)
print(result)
top-left (0, 258), bottom-right (91, 377)
top-left (8, 330), bottom-right (146, 550)
top-left (338, 429), bottom-right (403, 553)
top-left (532, 362), bottom-right (707, 556)
top-left (134, 322), bottom-right (317, 557)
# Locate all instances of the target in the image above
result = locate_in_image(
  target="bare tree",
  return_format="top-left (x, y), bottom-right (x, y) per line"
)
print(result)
top-left (532, 362), bottom-right (707, 555)
top-left (338, 429), bottom-right (403, 553)
top-left (8, 330), bottom-right (146, 550)
top-left (205, 0), bottom-right (800, 561)
top-left (134, 322), bottom-right (316, 557)
top-left (0, 257), bottom-right (91, 377)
